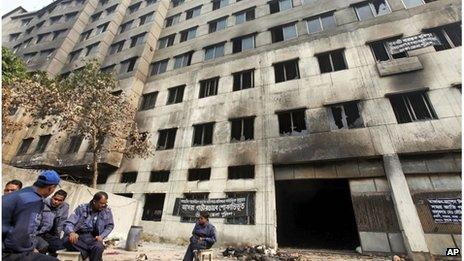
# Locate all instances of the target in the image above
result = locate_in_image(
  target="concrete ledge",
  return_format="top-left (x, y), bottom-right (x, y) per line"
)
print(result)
top-left (424, 233), bottom-right (456, 256)
top-left (376, 56), bottom-right (423, 77)
top-left (359, 232), bottom-right (391, 253)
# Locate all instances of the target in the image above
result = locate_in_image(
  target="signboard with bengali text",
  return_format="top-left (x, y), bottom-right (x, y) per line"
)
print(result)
top-left (386, 33), bottom-right (442, 54)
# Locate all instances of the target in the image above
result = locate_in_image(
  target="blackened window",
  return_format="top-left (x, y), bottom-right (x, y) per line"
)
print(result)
top-left (225, 192), bottom-right (255, 224)
top-left (188, 168), bottom-right (211, 181)
top-left (424, 23), bottom-right (462, 51)
top-left (139, 92), bottom-right (158, 110)
top-left (97, 172), bottom-right (109, 184)
top-left (269, 0), bottom-right (292, 14)
top-left (329, 102), bottom-right (364, 130)
top-left (270, 23), bottom-right (297, 43)
top-left (233, 69), bottom-right (254, 91)
top-left (142, 193), bottom-right (165, 221)
top-left (235, 8), bottom-right (255, 24)
top-left (369, 37), bottom-right (408, 61)
top-left (120, 172), bottom-right (138, 183)
top-left (199, 77), bottom-right (219, 98)
top-left (186, 6), bottom-right (201, 19)
top-left (174, 52), bottom-right (193, 69)
top-left (389, 91), bottom-right (438, 124)
top-left (354, 0), bottom-right (391, 20)
top-left (17, 138), bottom-right (33, 155)
top-left (316, 50), bottom-right (347, 73)
top-left (192, 123), bottom-right (214, 146)
top-left (151, 60), bottom-right (169, 75)
top-left (167, 85), bottom-right (185, 104)
top-left (67, 136), bottom-right (83, 153)
top-left (35, 135), bottom-right (52, 153)
top-left (157, 128), bottom-right (177, 150)
top-left (230, 117), bottom-right (254, 142)
top-left (116, 193), bottom-right (133, 198)
top-left (150, 171), bottom-right (170, 182)
top-left (277, 109), bottom-right (307, 135)
top-left (232, 34), bottom-right (255, 53)
top-left (228, 165), bottom-right (255, 179)
top-left (158, 34), bottom-right (175, 49)
top-left (120, 57), bottom-right (138, 73)
top-left (181, 193), bottom-right (208, 222)
top-left (180, 27), bottom-right (197, 42)
top-left (274, 59), bottom-right (300, 83)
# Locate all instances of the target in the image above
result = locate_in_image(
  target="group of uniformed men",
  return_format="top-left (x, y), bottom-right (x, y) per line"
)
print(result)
top-left (2, 170), bottom-right (114, 261)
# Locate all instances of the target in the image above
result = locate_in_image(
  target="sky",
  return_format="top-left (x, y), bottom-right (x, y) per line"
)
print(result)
top-left (2, 0), bottom-right (55, 16)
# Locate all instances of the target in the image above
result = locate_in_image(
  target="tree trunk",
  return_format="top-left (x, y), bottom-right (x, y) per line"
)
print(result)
top-left (91, 135), bottom-right (99, 188)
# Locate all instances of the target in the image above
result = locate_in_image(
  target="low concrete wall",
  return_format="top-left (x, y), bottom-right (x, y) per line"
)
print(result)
top-left (2, 164), bottom-right (139, 240)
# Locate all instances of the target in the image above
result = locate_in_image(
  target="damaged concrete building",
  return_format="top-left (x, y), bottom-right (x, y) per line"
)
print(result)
top-left (2, 0), bottom-right (461, 259)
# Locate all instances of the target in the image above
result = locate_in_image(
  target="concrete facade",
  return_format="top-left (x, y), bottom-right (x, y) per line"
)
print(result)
top-left (2, 0), bottom-right (461, 258)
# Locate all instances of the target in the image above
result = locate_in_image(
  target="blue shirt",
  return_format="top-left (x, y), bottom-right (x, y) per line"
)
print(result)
top-left (191, 221), bottom-right (217, 245)
top-left (2, 187), bottom-right (44, 253)
top-left (64, 203), bottom-right (114, 239)
top-left (36, 198), bottom-right (69, 237)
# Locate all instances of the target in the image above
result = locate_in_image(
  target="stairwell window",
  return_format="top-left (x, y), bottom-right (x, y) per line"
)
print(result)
top-left (354, 0), bottom-right (391, 21)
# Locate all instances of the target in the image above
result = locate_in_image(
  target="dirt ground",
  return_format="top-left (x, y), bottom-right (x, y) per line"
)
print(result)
top-left (102, 242), bottom-right (393, 261)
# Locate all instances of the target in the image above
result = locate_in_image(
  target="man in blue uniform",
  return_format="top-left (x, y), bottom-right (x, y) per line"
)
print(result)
top-left (35, 189), bottom-right (70, 256)
top-left (63, 191), bottom-right (114, 261)
top-left (183, 211), bottom-right (217, 261)
top-left (2, 170), bottom-right (61, 261)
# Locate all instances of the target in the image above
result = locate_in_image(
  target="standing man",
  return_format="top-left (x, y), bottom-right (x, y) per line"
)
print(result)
top-left (3, 179), bottom-right (23, 194)
top-left (63, 191), bottom-right (114, 261)
top-left (2, 170), bottom-right (61, 261)
top-left (35, 189), bottom-right (70, 256)
top-left (183, 212), bottom-right (217, 261)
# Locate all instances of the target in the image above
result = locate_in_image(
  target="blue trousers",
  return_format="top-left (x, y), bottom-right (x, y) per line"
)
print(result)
top-left (183, 237), bottom-right (212, 261)
top-left (36, 234), bottom-right (64, 256)
top-left (63, 233), bottom-right (104, 261)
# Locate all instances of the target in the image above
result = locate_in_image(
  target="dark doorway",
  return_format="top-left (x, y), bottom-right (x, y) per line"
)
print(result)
top-left (275, 179), bottom-right (360, 249)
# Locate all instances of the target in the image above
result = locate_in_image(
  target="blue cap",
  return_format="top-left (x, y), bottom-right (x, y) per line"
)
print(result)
top-left (36, 170), bottom-right (61, 186)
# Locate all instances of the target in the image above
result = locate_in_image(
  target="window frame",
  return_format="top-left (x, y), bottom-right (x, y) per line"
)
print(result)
top-left (192, 122), bottom-right (215, 146)
top-left (353, 0), bottom-right (391, 20)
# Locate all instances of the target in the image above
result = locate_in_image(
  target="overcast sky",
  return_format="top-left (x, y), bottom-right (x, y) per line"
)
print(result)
top-left (3, 0), bottom-right (55, 16)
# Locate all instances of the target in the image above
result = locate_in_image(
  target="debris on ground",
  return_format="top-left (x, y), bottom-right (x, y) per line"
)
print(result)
top-left (222, 245), bottom-right (301, 260)
top-left (105, 238), bottom-right (120, 248)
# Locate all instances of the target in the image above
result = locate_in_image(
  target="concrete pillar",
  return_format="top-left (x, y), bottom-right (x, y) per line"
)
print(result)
top-left (383, 154), bottom-right (432, 261)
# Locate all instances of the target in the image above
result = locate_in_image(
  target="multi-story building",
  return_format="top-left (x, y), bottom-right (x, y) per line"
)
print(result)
top-left (2, 0), bottom-right (461, 259)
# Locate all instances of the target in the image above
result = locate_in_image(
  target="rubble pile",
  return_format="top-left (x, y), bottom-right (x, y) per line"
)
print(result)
top-left (222, 245), bottom-right (302, 261)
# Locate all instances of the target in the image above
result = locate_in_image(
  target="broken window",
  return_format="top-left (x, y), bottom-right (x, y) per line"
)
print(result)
top-left (270, 23), bottom-right (297, 43)
top-left (139, 92), bottom-right (158, 110)
top-left (354, 0), bottom-right (391, 20)
top-left (329, 102), bottom-right (364, 130)
top-left (274, 59), bottom-right (300, 83)
top-left (233, 69), bottom-right (254, 91)
top-left (316, 50), bottom-right (347, 73)
top-left (212, 0), bottom-right (228, 10)
top-left (17, 138), bottom-right (33, 155)
top-left (167, 85), bottom-right (185, 104)
top-left (174, 52), bottom-right (193, 69)
top-left (209, 17), bottom-right (228, 33)
top-left (157, 128), bottom-right (177, 150)
top-left (180, 27), bottom-right (197, 42)
top-left (424, 23), bottom-right (462, 51)
top-left (181, 193), bottom-right (209, 222)
top-left (35, 135), bottom-right (52, 153)
top-left (235, 8), bottom-right (255, 24)
top-left (230, 117), bottom-right (254, 142)
top-left (192, 123), bottom-right (214, 146)
top-left (67, 135), bottom-right (83, 154)
top-left (149, 171), bottom-right (170, 182)
top-left (369, 37), bottom-right (408, 62)
top-left (228, 165), bottom-right (255, 179)
top-left (277, 109), bottom-right (307, 135)
top-left (199, 77), bottom-right (219, 98)
top-left (150, 59), bottom-right (169, 75)
top-left (120, 172), bottom-right (138, 183)
top-left (306, 12), bottom-right (336, 34)
top-left (158, 34), bottom-right (175, 49)
top-left (389, 91), bottom-right (438, 124)
top-left (269, 0), bottom-right (293, 14)
top-left (232, 34), bottom-right (255, 53)
top-left (188, 168), bottom-right (211, 181)
top-left (186, 6), bottom-right (201, 19)
top-left (204, 43), bottom-right (225, 60)
top-left (225, 192), bottom-right (255, 225)
top-left (142, 193), bottom-right (165, 221)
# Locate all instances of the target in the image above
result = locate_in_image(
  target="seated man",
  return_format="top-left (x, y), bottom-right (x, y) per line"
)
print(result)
top-left (2, 170), bottom-right (61, 261)
top-left (183, 212), bottom-right (217, 261)
top-left (63, 191), bottom-right (114, 261)
top-left (3, 179), bottom-right (23, 194)
top-left (35, 189), bottom-right (69, 256)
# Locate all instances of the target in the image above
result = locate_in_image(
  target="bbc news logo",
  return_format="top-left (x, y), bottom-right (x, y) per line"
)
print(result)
top-left (446, 248), bottom-right (460, 256)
